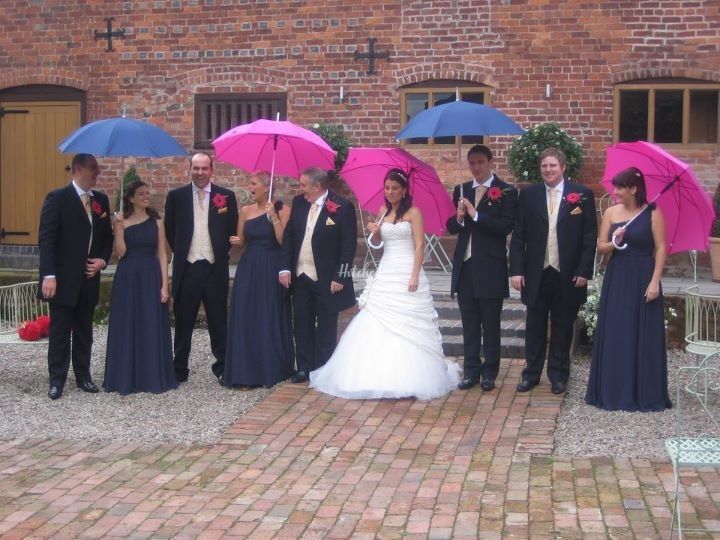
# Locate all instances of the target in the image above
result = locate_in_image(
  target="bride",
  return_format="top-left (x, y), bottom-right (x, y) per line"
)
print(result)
top-left (309, 168), bottom-right (460, 400)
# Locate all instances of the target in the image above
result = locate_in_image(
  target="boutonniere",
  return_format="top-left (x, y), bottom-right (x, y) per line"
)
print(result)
top-left (212, 193), bottom-right (228, 213)
top-left (325, 199), bottom-right (340, 214)
top-left (486, 186), bottom-right (510, 205)
top-left (91, 200), bottom-right (106, 218)
top-left (563, 192), bottom-right (586, 206)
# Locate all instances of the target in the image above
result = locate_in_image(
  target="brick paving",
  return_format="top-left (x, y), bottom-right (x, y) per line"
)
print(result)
top-left (1, 359), bottom-right (719, 538)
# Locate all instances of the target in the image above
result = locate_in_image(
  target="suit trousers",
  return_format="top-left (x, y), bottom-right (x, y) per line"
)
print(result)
top-left (47, 279), bottom-right (96, 387)
top-left (173, 260), bottom-right (227, 379)
top-left (292, 273), bottom-right (339, 374)
top-left (457, 260), bottom-right (503, 381)
top-left (522, 266), bottom-right (580, 384)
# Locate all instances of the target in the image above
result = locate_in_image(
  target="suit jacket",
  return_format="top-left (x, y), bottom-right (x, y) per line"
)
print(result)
top-left (164, 183), bottom-right (239, 297)
top-left (446, 175), bottom-right (518, 299)
top-left (509, 181), bottom-right (597, 308)
top-left (38, 183), bottom-right (113, 307)
top-left (281, 192), bottom-right (357, 313)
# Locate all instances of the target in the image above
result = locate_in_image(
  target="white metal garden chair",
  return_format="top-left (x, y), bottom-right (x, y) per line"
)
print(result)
top-left (0, 281), bottom-right (49, 345)
top-left (666, 350), bottom-right (720, 539)
top-left (685, 285), bottom-right (720, 362)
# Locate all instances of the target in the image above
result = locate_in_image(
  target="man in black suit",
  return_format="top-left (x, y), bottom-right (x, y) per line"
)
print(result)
top-left (446, 145), bottom-right (517, 391)
top-left (38, 153), bottom-right (114, 400)
top-left (509, 147), bottom-right (597, 394)
top-left (164, 152), bottom-right (238, 383)
top-left (280, 167), bottom-right (357, 383)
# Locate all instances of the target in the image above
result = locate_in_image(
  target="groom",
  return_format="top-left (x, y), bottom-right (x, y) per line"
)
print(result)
top-left (279, 167), bottom-right (357, 383)
top-left (446, 145), bottom-right (517, 391)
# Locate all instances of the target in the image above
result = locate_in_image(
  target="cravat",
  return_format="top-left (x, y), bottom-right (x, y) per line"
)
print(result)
top-left (463, 185), bottom-right (487, 262)
top-left (547, 187), bottom-right (556, 215)
top-left (198, 189), bottom-right (206, 208)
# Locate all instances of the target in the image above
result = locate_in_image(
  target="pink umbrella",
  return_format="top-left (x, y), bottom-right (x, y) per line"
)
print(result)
top-left (340, 147), bottom-right (455, 235)
top-left (601, 141), bottom-right (714, 254)
top-left (212, 118), bottom-right (336, 198)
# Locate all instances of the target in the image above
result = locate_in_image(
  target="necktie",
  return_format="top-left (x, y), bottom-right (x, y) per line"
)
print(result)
top-left (80, 193), bottom-right (91, 216)
top-left (463, 185), bottom-right (486, 262)
top-left (548, 187), bottom-right (556, 215)
top-left (198, 190), bottom-right (206, 208)
top-left (308, 203), bottom-right (319, 229)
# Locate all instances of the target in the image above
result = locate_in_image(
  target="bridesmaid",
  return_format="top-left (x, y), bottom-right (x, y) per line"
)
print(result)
top-left (224, 173), bottom-right (294, 388)
top-left (585, 167), bottom-right (671, 411)
top-left (104, 180), bottom-right (177, 395)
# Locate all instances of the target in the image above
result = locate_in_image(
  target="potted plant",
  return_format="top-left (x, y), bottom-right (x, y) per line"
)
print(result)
top-left (507, 122), bottom-right (584, 184)
top-left (710, 183), bottom-right (720, 281)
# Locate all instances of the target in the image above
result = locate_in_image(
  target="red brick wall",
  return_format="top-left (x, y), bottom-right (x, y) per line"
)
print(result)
top-left (1, 0), bottom-right (718, 272)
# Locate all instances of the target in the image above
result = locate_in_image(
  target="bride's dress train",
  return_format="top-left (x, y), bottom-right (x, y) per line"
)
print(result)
top-left (309, 221), bottom-right (460, 400)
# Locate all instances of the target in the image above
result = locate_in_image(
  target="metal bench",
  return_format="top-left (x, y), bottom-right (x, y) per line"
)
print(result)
top-left (0, 281), bottom-right (49, 345)
top-left (666, 349), bottom-right (720, 538)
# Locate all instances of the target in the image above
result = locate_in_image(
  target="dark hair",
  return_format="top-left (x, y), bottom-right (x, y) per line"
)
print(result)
top-left (384, 168), bottom-right (413, 223)
top-left (540, 147), bottom-right (567, 167)
top-left (467, 144), bottom-right (493, 161)
top-left (611, 166), bottom-right (648, 206)
top-left (71, 153), bottom-right (97, 172)
top-left (302, 167), bottom-right (330, 190)
top-left (191, 151), bottom-right (213, 169)
top-left (123, 180), bottom-right (160, 219)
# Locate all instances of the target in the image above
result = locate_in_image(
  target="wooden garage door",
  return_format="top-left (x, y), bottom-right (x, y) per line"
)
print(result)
top-left (0, 101), bottom-right (80, 244)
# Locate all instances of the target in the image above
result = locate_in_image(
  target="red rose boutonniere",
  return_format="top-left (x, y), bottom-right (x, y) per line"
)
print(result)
top-left (213, 194), bottom-right (229, 214)
top-left (325, 200), bottom-right (340, 214)
top-left (91, 200), bottom-right (106, 218)
top-left (486, 186), bottom-right (510, 205)
top-left (563, 192), bottom-right (586, 205)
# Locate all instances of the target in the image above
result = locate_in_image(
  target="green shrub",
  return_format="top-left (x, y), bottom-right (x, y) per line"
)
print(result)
top-left (114, 165), bottom-right (142, 211)
top-left (311, 123), bottom-right (352, 182)
top-left (507, 122), bottom-right (584, 183)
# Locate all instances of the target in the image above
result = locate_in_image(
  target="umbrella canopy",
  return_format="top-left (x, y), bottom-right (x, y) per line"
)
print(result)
top-left (601, 141), bottom-right (714, 255)
top-left (58, 117), bottom-right (187, 157)
top-left (340, 147), bottom-right (455, 235)
top-left (395, 100), bottom-right (525, 139)
top-left (213, 118), bottom-right (335, 178)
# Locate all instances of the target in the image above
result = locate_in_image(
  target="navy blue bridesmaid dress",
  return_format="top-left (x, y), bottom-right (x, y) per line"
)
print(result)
top-left (104, 218), bottom-right (177, 395)
top-left (224, 212), bottom-right (294, 387)
top-left (585, 207), bottom-right (672, 411)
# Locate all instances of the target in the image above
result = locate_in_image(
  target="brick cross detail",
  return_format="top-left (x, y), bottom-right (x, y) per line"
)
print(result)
top-left (354, 38), bottom-right (390, 75)
top-left (94, 17), bottom-right (126, 52)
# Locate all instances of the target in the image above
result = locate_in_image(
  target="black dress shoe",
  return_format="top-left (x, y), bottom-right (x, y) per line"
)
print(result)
top-left (48, 386), bottom-right (63, 400)
top-left (175, 373), bottom-right (188, 383)
top-left (480, 378), bottom-right (496, 391)
top-left (290, 371), bottom-right (308, 383)
top-left (458, 377), bottom-right (479, 390)
top-left (551, 382), bottom-right (567, 395)
top-left (76, 380), bottom-right (99, 393)
top-left (516, 379), bottom-right (539, 392)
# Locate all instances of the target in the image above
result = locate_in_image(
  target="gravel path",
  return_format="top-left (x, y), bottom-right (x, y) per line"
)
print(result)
top-left (0, 326), bottom-right (270, 444)
top-left (554, 349), bottom-right (716, 459)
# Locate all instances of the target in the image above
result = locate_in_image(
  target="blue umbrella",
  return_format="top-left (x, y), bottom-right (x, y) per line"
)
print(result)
top-left (58, 116), bottom-right (187, 212)
top-left (395, 101), bottom-right (524, 200)
top-left (395, 100), bottom-right (524, 139)
top-left (58, 116), bottom-right (187, 157)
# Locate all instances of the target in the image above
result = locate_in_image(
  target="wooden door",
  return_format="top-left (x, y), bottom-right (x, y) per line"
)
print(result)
top-left (0, 101), bottom-right (80, 245)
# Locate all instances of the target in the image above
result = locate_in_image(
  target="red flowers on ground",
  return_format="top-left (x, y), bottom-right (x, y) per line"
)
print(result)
top-left (18, 314), bottom-right (50, 341)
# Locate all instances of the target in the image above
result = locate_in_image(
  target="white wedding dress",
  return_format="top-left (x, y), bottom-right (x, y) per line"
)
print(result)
top-left (309, 220), bottom-right (460, 400)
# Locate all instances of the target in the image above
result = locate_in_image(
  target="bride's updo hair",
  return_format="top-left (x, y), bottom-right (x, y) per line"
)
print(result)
top-left (384, 168), bottom-right (413, 223)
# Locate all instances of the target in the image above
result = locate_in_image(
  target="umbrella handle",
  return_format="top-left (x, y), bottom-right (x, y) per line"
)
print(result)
top-left (611, 228), bottom-right (628, 250)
